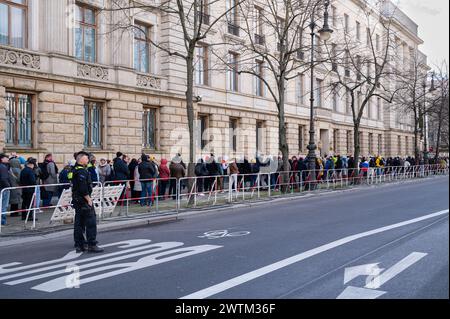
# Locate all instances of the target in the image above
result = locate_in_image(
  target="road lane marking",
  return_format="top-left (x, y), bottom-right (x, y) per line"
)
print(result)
top-left (337, 252), bottom-right (428, 298)
top-left (0, 240), bottom-right (222, 292)
top-left (198, 230), bottom-right (251, 239)
top-left (336, 286), bottom-right (386, 299)
top-left (364, 252), bottom-right (427, 289)
top-left (343, 263), bottom-right (383, 285)
top-left (0, 240), bottom-right (151, 276)
top-left (180, 209), bottom-right (449, 299)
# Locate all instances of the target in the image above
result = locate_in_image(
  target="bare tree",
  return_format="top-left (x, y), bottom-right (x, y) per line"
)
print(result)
top-left (215, 0), bottom-right (322, 174)
top-left (393, 50), bottom-right (431, 163)
top-left (428, 62), bottom-right (449, 160)
top-left (324, 0), bottom-right (401, 168)
top-left (105, 0), bottom-right (242, 176)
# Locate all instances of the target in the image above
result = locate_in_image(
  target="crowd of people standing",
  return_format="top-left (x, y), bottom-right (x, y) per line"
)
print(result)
top-left (0, 149), bottom-right (448, 226)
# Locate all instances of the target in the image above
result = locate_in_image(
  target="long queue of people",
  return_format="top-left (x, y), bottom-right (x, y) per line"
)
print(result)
top-left (1, 150), bottom-right (449, 226)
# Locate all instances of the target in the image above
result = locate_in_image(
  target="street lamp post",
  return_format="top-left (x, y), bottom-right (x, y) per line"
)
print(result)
top-left (306, 0), bottom-right (333, 172)
top-left (422, 80), bottom-right (428, 164)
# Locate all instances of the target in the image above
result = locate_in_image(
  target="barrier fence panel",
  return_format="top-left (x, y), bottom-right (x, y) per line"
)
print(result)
top-left (103, 177), bottom-right (179, 218)
top-left (228, 173), bottom-right (270, 203)
top-left (178, 175), bottom-right (232, 210)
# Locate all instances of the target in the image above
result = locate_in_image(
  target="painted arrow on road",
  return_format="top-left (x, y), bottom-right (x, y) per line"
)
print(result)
top-left (337, 252), bottom-right (428, 299)
top-left (343, 263), bottom-right (384, 285)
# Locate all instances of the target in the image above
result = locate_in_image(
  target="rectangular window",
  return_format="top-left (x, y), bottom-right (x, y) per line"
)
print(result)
top-left (377, 98), bottom-right (382, 120)
top-left (397, 135), bottom-right (401, 155)
top-left (346, 130), bottom-right (352, 154)
top-left (298, 125), bottom-right (305, 153)
top-left (198, 0), bottom-right (210, 25)
top-left (405, 136), bottom-right (409, 155)
top-left (331, 43), bottom-right (338, 72)
top-left (199, 115), bottom-right (209, 150)
top-left (344, 51), bottom-right (350, 77)
top-left (228, 52), bottom-right (239, 92)
top-left (254, 6), bottom-right (264, 44)
top-left (276, 17), bottom-right (285, 52)
top-left (229, 118), bottom-right (238, 153)
top-left (297, 32), bottom-right (305, 60)
top-left (195, 44), bottom-right (209, 86)
top-left (134, 22), bottom-right (151, 73)
top-left (134, 23), bottom-right (151, 73)
top-left (344, 14), bottom-right (349, 33)
top-left (84, 100), bottom-right (103, 148)
top-left (368, 133), bottom-right (373, 154)
top-left (256, 121), bottom-right (264, 153)
top-left (332, 85), bottom-right (338, 112)
top-left (331, 6), bottom-right (336, 27)
top-left (333, 129), bottom-right (339, 154)
top-left (75, 3), bottom-right (97, 63)
top-left (346, 89), bottom-right (351, 114)
top-left (356, 55), bottom-right (362, 80)
top-left (142, 107), bottom-right (158, 149)
top-left (315, 79), bottom-right (322, 107)
top-left (378, 134), bottom-right (382, 155)
top-left (227, 0), bottom-right (239, 36)
top-left (366, 28), bottom-right (370, 46)
top-left (356, 21), bottom-right (361, 41)
top-left (255, 60), bottom-right (264, 97)
top-left (0, 0), bottom-right (27, 48)
top-left (5, 92), bottom-right (32, 147)
top-left (315, 35), bottom-right (322, 58)
top-left (297, 73), bottom-right (305, 106)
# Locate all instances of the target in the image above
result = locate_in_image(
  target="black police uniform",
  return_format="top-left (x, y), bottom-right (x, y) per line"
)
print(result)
top-left (71, 163), bottom-right (97, 249)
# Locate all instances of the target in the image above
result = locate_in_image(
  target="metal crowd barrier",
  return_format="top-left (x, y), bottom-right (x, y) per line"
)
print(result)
top-left (0, 164), bottom-right (448, 233)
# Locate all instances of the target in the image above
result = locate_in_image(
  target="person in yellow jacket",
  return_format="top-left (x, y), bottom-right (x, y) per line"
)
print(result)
top-left (375, 155), bottom-right (384, 176)
top-left (375, 156), bottom-right (384, 167)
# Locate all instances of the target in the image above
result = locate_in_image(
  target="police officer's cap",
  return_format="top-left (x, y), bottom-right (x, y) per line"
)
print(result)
top-left (76, 151), bottom-right (91, 158)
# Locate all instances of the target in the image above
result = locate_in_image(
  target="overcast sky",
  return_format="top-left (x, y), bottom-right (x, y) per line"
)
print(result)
top-left (398, 0), bottom-right (449, 68)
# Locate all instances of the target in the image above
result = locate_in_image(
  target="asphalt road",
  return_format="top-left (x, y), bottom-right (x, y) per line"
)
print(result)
top-left (0, 176), bottom-right (448, 299)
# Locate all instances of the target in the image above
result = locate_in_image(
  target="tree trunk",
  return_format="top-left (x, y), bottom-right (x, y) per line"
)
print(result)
top-left (413, 107), bottom-right (420, 164)
top-left (278, 79), bottom-right (290, 192)
top-left (185, 51), bottom-right (196, 207)
top-left (353, 122), bottom-right (361, 170)
top-left (185, 53), bottom-right (196, 178)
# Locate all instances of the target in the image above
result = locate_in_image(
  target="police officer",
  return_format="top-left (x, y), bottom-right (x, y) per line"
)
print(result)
top-left (72, 151), bottom-right (103, 253)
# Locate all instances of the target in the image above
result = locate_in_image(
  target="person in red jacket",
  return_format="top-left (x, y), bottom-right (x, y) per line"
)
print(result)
top-left (158, 159), bottom-right (170, 200)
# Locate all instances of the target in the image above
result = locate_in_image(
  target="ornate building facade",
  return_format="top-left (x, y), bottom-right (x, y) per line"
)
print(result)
top-left (0, 0), bottom-right (426, 165)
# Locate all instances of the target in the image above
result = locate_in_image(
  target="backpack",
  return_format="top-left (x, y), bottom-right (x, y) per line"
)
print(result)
top-left (38, 162), bottom-right (49, 180)
top-left (195, 164), bottom-right (203, 176)
top-left (38, 161), bottom-right (59, 181)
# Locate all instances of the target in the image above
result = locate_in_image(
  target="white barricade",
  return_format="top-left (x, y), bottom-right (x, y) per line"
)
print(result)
top-left (50, 184), bottom-right (124, 223)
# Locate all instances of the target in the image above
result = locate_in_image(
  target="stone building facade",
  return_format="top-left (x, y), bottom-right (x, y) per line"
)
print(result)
top-left (0, 0), bottom-right (426, 166)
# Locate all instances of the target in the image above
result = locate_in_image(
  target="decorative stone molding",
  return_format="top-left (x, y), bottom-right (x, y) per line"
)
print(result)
top-left (0, 47), bottom-right (41, 69)
top-left (136, 74), bottom-right (162, 89)
top-left (77, 63), bottom-right (109, 80)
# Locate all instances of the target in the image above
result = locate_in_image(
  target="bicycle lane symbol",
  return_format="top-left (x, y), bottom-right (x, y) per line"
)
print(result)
top-left (198, 230), bottom-right (251, 240)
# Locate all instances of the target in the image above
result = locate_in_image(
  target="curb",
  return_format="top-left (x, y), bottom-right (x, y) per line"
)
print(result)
top-left (0, 174), bottom-right (447, 248)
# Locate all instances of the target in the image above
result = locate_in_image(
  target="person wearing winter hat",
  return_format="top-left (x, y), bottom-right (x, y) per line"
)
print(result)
top-left (158, 159), bottom-right (170, 200)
